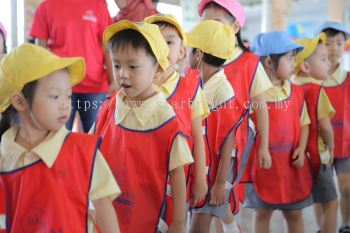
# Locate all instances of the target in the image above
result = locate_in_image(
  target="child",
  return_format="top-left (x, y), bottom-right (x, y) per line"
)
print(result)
top-left (144, 13), bottom-right (210, 208)
top-left (293, 33), bottom-right (338, 233)
top-left (317, 21), bottom-right (350, 233)
top-left (246, 31), bottom-right (313, 233)
top-left (190, 2), bottom-right (273, 231)
top-left (94, 20), bottom-right (193, 233)
top-left (0, 44), bottom-right (120, 233)
top-left (0, 22), bottom-right (6, 59)
top-left (186, 20), bottom-right (240, 233)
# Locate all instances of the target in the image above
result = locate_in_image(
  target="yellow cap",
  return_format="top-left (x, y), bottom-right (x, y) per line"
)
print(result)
top-left (0, 43), bottom-right (85, 113)
top-left (144, 14), bottom-right (187, 45)
top-left (103, 20), bottom-right (169, 71)
top-left (294, 33), bottom-right (327, 74)
top-left (186, 20), bottom-right (235, 60)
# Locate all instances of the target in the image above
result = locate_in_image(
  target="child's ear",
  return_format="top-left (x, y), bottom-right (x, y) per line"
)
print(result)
top-left (195, 49), bottom-right (203, 61)
top-left (154, 63), bottom-right (163, 76)
top-left (300, 61), bottom-right (310, 74)
top-left (263, 57), bottom-right (273, 70)
top-left (232, 21), bottom-right (240, 34)
top-left (178, 44), bottom-right (186, 61)
top-left (10, 91), bottom-right (27, 112)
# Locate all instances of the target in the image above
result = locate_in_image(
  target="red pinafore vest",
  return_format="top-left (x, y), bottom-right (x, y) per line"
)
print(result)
top-left (323, 73), bottom-right (350, 159)
top-left (0, 133), bottom-right (99, 233)
top-left (94, 96), bottom-right (184, 233)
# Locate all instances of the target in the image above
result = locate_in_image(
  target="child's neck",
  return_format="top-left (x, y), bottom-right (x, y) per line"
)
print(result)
top-left (329, 62), bottom-right (339, 75)
top-left (15, 120), bottom-right (49, 150)
top-left (270, 75), bottom-right (284, 87)
top-left (153, 67), bottom-right (176, 86)
top-left (200, 63), bottom-right (221, 84)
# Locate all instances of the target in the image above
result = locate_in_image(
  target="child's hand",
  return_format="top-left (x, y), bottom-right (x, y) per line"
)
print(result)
top-left (292, 147), bottom-right (305, 168)
top-left (167, 223), bottom-right (185, 233)
top-left (209, 182), bottom-right (226, 206)
top-left (258, 147), bottom-right (272, 169)
top-left (329, 148), bottom-right (334, 164)
top-left (191, 177), bottom-right (208, 207)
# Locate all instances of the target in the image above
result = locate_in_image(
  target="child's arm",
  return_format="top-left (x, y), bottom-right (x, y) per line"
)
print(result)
top-left (251, 93), bottom-right (272, 169)
top-left (190, 116), bottom-right (208, 207)
top-left (292, 125), bottom-right (309, 168)
top-left (210, 130), bottom-right (234, 206)
top-left (319, 116), bottom-right (334, 162)
top-left (93, 197), bottom-right (120, 233)
top-left (168, 166), bottom-right (186, 233)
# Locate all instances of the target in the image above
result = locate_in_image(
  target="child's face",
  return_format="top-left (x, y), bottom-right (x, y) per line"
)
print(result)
top-left (201, 6), bottom-right (232, 25)
top-left (159, 26), bottom-right (184, 74)
top-left (276, 51), bottom-right (296, 80)
top-left (306, 44), bottom-right (331, 80)
top-left (325, 33), bottom-right (346, 66)
top-left (31, 69), bottom-right (72, 131)
top-left (111, 45), bottom-right (158, 101)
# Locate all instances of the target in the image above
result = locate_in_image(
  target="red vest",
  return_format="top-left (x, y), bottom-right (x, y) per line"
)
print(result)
top-left (0, 133), bottom-right (99, 233)
top-left (323, 73), bottom-right (350, 159)
top-left (95, 96), bottom-right (184, 233)
top-left (302, 83), bottom-right (322, 181)
top-left (191, 97), bottom-right (241, 209)
top-left (250, 84), bottom-right (312, 204)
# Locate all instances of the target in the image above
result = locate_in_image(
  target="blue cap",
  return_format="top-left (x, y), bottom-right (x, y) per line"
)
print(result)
top-left (315, 21), bottom-right (350, 39)
top-left (251, 31), bottom-right (304, 57)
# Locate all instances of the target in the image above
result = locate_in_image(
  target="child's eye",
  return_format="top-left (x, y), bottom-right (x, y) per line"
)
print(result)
top-left (167, 41), bottom-right (175, 46)
top-left (130, 66), bottom-right (138, 69)
top-left (114, 65), bottom-right (120, 69)
top-left (49, 95), bottom-right (59, 100)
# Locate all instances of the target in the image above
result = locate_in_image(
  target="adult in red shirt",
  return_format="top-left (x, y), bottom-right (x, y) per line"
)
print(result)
top-left (29, 0), bottom-right (113, 132)
top-left (113, 0), bottom-right (159, 22)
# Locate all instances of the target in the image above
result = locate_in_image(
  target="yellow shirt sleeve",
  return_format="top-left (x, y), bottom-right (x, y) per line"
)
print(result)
top-left (89, 149), bottom-right (120, 201)
top-left (250, 63), bottom-right (273, 98)
top-left (191, 87), bottom-right (210, 120)
top-left (169, 134), bottom-right (194, 171)
top-left (317, 88), bottom-right (336, 121)
top-left (300, 101), bottom-right (311, 126)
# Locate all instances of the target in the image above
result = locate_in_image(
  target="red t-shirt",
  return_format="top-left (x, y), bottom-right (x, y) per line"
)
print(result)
top-left (30, 0), bottom-right (112, 93)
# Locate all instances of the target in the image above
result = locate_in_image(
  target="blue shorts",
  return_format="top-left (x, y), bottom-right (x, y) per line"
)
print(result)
top-left (334, 157), bottom-right (350, 174)
top-left (312, 164), bottom-right (338, 203)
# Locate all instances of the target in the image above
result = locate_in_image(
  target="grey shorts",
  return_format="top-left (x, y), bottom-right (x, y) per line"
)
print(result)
top-left (334, 157), bottom-right (350, 174)
top-left (243, 183), bottom-right (313, 210)
top-left (191, 159), bottom-right (234, 219)
top-left (312, 164), bottom-right (338, 203)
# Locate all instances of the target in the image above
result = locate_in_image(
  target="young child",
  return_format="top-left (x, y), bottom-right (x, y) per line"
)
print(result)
top-left (185, 20), bottom-right (240, 233)
top-left (293, 33), bottom-right (338, 233)
top-left (189, 2), bottom-right (273, 231)
top-left (93, 20), bottom-right (193, 233)
top-left (0, 44), bottom-right (120, 233)
top-left (144, 13), bottom-right (210, 208)
top-left (316, 21), bottom-right (350, 233)
top-left (0, 22), bottom-right (6, 59)
top-left (246, 31), bottom-right (313, 233)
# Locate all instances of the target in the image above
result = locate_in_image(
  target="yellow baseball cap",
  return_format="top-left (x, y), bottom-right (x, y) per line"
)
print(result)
top-left (185, 20), bottom-right (235, 60)
top-left (144, 14), bottom-right (187, 45)
top-left (103, 20), bottom-right (169, 71)
top-left (0, 43), bottom-right (85, 113)
top-left (294, 33), bottom-right (327, 74)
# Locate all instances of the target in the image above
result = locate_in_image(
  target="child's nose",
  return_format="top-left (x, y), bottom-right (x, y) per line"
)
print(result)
top-left (119, 67), bottom-right (128, 79)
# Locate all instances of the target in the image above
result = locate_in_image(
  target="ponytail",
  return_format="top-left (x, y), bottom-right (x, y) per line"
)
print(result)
top-left (0, 107), bottom-right (16, 141)
top-left (236, 30), bottom-right (249, 52)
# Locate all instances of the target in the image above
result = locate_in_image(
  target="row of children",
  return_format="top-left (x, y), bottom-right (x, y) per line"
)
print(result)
top-left (0, 0), bottom-right (350, 233)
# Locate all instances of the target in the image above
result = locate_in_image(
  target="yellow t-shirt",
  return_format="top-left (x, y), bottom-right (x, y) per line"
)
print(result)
top-left (0, 126), bottom-right (120, 233)
top-left (114, 91), bottom-right (194, 171)
top-left (292, 76), bottom-right (336, 163)
top-left (202, 69), bottom-right (235, 108)
top-left (226, 46), bottom-right (273, 98)
top-left (323, 64), bottom-right (348, 87)
top-left (153, 71), bottom-right (210, 120)
top-left (265, 81), bottom-right (310, 126)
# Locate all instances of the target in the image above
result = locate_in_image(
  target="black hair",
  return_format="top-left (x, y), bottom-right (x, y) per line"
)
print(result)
top-left (192, 48), bottom-right (226, 67)
top-left (322, 28), bottom-right (346, 40)
top-left (204, 2), bottom-right (249, 52)
top-left (0, 81), bottom-right (38, 140)
top-left (260, 50), bottom-right (298, 71)
top-left (153, 21), bottom-right (183, 39)
top-left (107, 29), bottom-right (157, 64)
top-left (0, 32), bottom-right (6, 54)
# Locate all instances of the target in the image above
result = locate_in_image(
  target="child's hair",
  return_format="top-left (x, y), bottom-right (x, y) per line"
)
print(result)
top-left (322, 28), bottom-right (346, 40)
top-left (0, 80), bottom-right (38, 140)
top-left (260, 50), bottom-right (298, 72)
top-left (192, 48), bottom-right (226, 67)
top-left (107, 29), bottom-right (157, 64)
top-left (0, 32), bottom-right (6, 54)
top-left (204, 2), bottom-right (249, 52)
top-left (153, 21), bottom-right (182, 40)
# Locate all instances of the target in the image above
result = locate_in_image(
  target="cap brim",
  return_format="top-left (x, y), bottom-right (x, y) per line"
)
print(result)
top-left (103, 20), bottom-right (141, 46)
